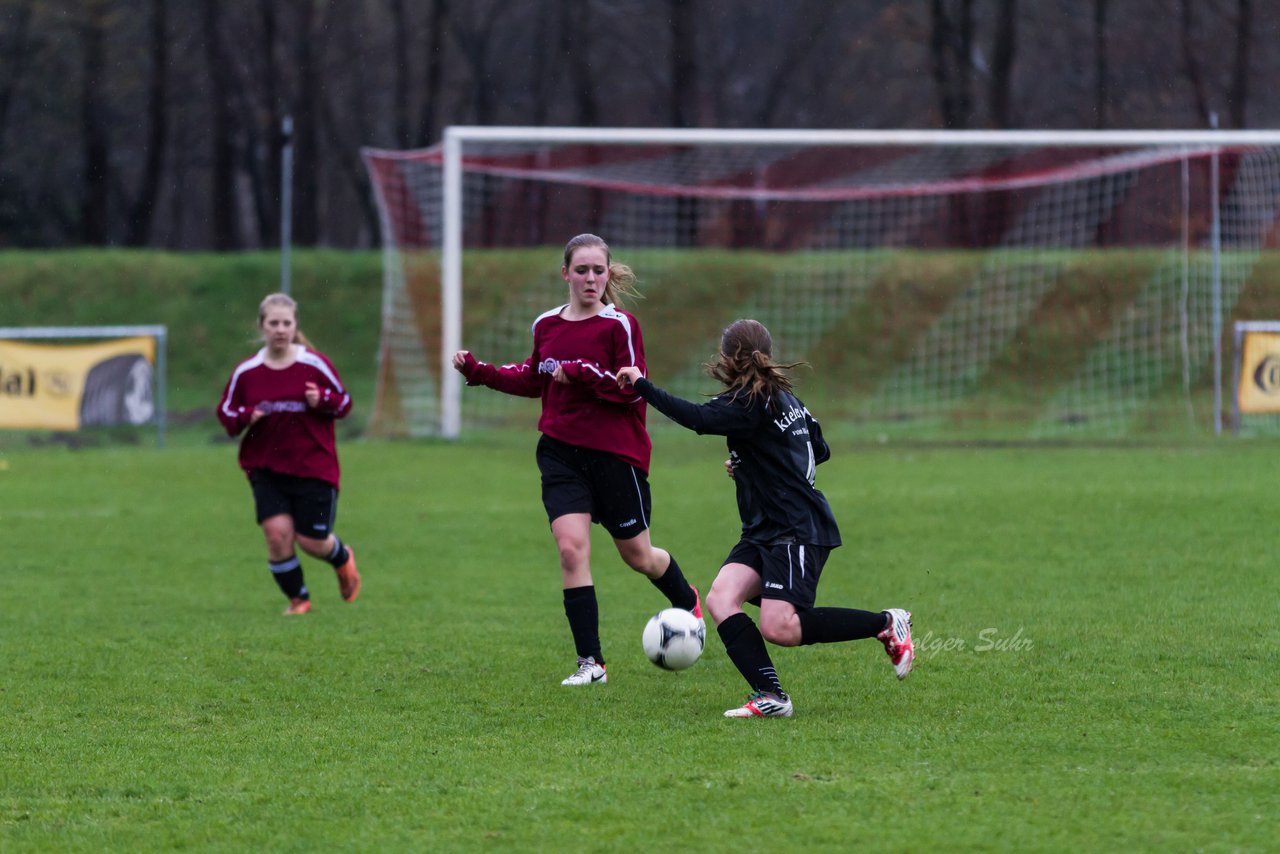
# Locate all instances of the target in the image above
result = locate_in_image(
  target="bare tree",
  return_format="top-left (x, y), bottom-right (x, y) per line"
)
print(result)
top-left (79, 0), bottom-right (110, 244)
top-left (668, 0), bottom-right (697, 128)
top-left (1228, 0), bottom-right (1251, 127)
top-left (930, 0), bottom-right (975, 128)
top-left (1093, 0), bottom-right (1108, 128)
top-left (668, 0), bottom-right (699, 245)
top-left (450, 0), bottom-right (517, 125)
top-left (558, 0), bottom-right (599, 127)
top-left (201, 0), bottom-right (236, 249)
top-left (744, 2), bottom-right (842, 127)
top-left (389, 0), bottom-right (412, 146)
top-left (1179, 0), bottom-right (1211, 125)
top-left (988, 0), bottom-right (1017, 128)
top-left (5, 0), bottom-right (1280, 249)
top-left (415, 0), bottom-right (449, 146)
top-left (0, 0), bottom-right (34, 148)
top-left (291, 0), bottom-right (333, 246)
top-left (124, 0), bottom-right (168, 246)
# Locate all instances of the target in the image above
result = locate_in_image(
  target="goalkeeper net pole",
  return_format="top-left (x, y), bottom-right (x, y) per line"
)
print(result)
top-left (362, 127), bottom-right (1280, 442)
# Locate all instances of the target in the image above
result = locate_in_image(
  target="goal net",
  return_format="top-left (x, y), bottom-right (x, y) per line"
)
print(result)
top-left (361, 128), bottom-right (1280, 441)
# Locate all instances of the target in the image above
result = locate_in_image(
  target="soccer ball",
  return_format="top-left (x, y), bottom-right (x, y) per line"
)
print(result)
top-left (642, 607), bottom-right (705, 671)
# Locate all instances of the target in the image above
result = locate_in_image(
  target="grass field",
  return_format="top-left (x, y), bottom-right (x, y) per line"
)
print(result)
top-left (2, 430), bottom-right (1276, 851)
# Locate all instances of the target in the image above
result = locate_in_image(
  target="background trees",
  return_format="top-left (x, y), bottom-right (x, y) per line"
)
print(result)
top-left (0, 0), bottom-right (1276, 249)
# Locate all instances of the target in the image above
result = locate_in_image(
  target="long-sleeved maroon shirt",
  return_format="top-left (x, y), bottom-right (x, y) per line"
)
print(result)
top-left (216, 345), bottom-right (351, 488)
top-left (460, 303), bottom-right (652, 473)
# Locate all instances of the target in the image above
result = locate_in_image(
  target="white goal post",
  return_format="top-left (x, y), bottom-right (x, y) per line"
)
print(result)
top-left (363, 127), bottom-right (1280, 441)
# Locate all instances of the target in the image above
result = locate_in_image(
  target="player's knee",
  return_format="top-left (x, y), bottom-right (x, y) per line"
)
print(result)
top-left (556, 538), bottom-right (589, 570)
top-left (760, 612), bottom-right (802, 646)
top-left (705, 581), bottom-right (737, 623)
top-left (613, 541), bottom-right (655, 575)
top-left (262, 526), bottom-right (292, 553)
top-left (294, 533), bottom-right (330, 558)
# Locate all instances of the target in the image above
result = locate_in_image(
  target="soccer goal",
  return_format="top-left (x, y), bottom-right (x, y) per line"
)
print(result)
top-left (361, 128), bottom-right (1280, 441)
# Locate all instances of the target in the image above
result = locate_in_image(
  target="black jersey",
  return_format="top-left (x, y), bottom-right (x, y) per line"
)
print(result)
top-left (634, 378), bottom-right (841, 548)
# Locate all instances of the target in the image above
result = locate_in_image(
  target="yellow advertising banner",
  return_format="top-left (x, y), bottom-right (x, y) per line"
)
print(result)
top-left (1236, 331), bottom-right (1280, 414)
top-left (0, 337), bottom-right (157, 430)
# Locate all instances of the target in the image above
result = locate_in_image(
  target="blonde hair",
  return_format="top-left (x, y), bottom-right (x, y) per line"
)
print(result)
top-left (562, 233), bottom-right (641, 308)
top-left (706, 319), bottom-right (805, 408)
top-left (257, 292), bottom-right (315, 348)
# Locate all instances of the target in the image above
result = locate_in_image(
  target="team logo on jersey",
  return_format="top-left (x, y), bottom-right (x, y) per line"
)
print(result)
top-left (257, 400), bottom-right (307, 414)
top-left (773, 405), bottom-right (807, 432)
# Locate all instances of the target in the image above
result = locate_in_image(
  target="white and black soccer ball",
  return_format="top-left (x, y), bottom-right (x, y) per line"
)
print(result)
top-left (642, 607), bottom-right (705, 671)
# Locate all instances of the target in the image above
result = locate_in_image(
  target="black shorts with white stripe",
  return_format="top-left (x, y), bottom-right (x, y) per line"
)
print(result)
top-left (536, 434), bottom-right (652, 540)
top-left (721, 538), bottom-right (831, 609)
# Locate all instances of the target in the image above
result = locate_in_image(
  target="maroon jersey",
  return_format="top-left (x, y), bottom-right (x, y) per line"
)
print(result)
top-left (216, 345), bottom-right (352, 488)
top-left (460, 303), bottom-right (652, 472)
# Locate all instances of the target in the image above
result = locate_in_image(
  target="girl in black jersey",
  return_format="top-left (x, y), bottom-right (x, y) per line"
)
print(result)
top-left (618, 319), bottom-right (914, 718)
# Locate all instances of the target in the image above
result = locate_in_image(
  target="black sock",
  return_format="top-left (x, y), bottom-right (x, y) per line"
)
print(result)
top-left (797, 607), bottom-right (888, 645)
top-left (269, 555), bottom-right (308, 600)
top-left (717, 612), bottom-right (785, 698)
top-left (563, 585), bottom-right (603, 665)
top-left (649, 553), bottom-right (697, 611)
top-left (325, 535), bottom-right (349, 568)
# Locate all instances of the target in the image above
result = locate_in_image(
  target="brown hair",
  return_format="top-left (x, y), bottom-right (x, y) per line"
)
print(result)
top-left (257, 292), bottom-right (315, 348)
top-left (706, 319), bottom-right (805, 408)
top-left (562, 233), bottom-right (641, 308)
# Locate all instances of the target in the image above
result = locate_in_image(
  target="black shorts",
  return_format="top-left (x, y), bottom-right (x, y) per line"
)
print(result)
top-left (248, 469), bottom-right (338, 538)
top-left (536, 434), bottom-right (651, 540)
top-left (722, 539), bottom-right (832, 609)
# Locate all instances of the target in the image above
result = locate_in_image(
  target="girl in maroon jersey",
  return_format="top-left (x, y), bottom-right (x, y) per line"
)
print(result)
top-left (452, 234), bottom-right (701, 686)
top-left (217, 293), bottom-right (361, 615)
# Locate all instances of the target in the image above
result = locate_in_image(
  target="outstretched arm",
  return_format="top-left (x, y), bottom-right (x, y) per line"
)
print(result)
top-left (622, 374), bottom-right (755, 436)
top-left (453, 350), bottom-right (541, 398)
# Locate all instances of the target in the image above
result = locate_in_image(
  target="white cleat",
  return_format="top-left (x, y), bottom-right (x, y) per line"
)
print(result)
top-left (723, 691), bottom-right (794, 718)
top-left (561, 656), bottom-right (608, 686)
top-left (877, 608), bottom-right (914, 680)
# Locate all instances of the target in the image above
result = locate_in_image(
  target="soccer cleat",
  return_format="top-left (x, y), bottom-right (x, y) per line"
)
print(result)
top-left (284, 598), bottom-right (312, 615)
top-left (724, 691), bottom-right (793, 718)
top-left (335, 545), bottom-right (360, 603)
top-left (561, 656), bottom-right (608, 686)
top-left (688, 584), bottom-right (705, 629)
top-left (877, 608), bottom-right (914, 680)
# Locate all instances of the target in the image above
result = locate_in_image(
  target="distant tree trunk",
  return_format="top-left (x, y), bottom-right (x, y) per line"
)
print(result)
top-left (1179, 0), bottom-right (1211, 125)
top-left (988, 0), bottom-right (1016, 128)
top-left (669, 0), bottom-right (698, 246)
top-left (560, 0), bottom-right (599, 127)
top-left (79, 0), bottom-right (110, 244)
top-left (1228, 0), bottom-right (1251, 127)
top-left (525, 1), bottom-right (557, 244)
top-left (416, 0), bottom-right (448, 146)
top-left (1093, 0), bottom-right (1108, 128)
top-left (202, 0), bottom-right (237, 249)
top-left (669, 0), bottom-right (697, 128)
top-left (390, 0), bottom-right (412, 146)
top-left (0, 0), bottom-right (34, 148)
top-left (319, 81), bottom-right (380, 245)
top-left (257, 4), bottom-right (283, 246)
top-left (751, 3), bottom-right (836, 126)
top-left (125, 0), bottom-right (169, 247)
top-left (292, 0), bottom-right (329, 246)
top-left (559, 0), bottom-right (601, 232)
top-left (929, 0), bottom-right (975, 128)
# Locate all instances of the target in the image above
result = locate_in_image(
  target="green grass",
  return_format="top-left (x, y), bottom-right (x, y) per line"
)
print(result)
top-left (2, 433), bottom-right (1277, 851)
top-left (8, 247), bottom-right (1280, 445)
